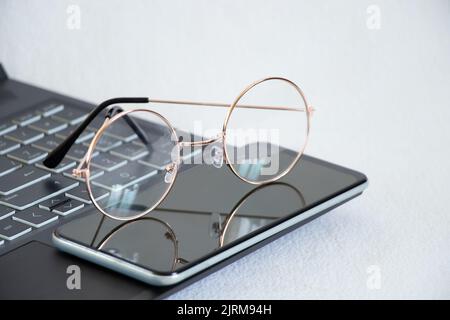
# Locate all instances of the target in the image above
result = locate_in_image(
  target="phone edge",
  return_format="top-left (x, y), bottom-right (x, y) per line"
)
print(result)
top-left (52, 180), bottom-right (368, 286)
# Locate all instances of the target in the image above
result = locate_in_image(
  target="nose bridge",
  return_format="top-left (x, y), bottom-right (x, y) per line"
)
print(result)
top-left (180, 132), bottom-right (223, 147)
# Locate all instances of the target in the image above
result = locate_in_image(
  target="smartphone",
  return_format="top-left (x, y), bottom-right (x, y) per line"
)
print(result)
top-left (53, 154), bottom-right (368, 286)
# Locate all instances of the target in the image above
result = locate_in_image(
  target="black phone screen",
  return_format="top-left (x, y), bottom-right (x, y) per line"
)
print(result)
top-left (55, 154), bottom-right (367, 275)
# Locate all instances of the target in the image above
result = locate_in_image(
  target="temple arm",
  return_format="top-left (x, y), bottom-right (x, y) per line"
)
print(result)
top-left (106, 105), bottom-right (150, 146)
top-left (43, 97), bottom-right (312, 168)
top-left (43, 97), bottom-right (149, 168)
top-left (149, 99), bottom-right (310, 112)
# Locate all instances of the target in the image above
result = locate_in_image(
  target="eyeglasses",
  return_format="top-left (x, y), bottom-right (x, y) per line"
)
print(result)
top-left (43, 77), bottom-right (314, 221)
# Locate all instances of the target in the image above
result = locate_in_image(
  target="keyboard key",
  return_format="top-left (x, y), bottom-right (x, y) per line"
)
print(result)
top-left (66, 145), bottom-right (98, 161)
top-left (63, 166), bottom-right (104, 181)
top-left (66, 185), bottom-right (109, 204)
top-left (52, 107), bottom-right (87, 125)
top-left (0, 122), bottom-right (17, 136)
top-left (35, 159), bottom-right (76, 173)
top-left (13, 207), bottom-right (58, 228)
top-left (0, 137), bottom-right (20, 155)
top-left (52, 199), bottom-right (84, 216)
top-left (0, 176), bottom-right (79, 210)
top-left (103, 122), bottom-right (138, 142)
top-left (0, 166), bottom-right (50, 195)
top-left (0, 205), bottom-right (15, 220)
top-left (138, 150), bottom-right (172, 170)
top-left (32, 135), bottom-right (64, 152)
top-left (5, 127), bottom-right (44, 145)
top-left (133, 131), bottom-right (175, 151)
top-left (90, 153), bottom-right (127, 172)
top-left (0, 218), bottom-right (31, 241)
top-left (56, 126), bottom-right (94, 143)
top-left (12, 112), bottom-right (41, 126)
top-left (39, 195), bottom-right (71, 211)
top-left (92, 162), bottom-right (157, 191)
top-left (110, 143), bottom-right (149, 161)
top-left (35, 100), bottom-right (64, 117)
top-left (7, 145), bottom-right (48, 164)
top-left (0, 157), bottom-right (22, 177)
top-left (28, 117), bottom-right (67, 134)
top-left (84, 135), bottom-right (121, 152)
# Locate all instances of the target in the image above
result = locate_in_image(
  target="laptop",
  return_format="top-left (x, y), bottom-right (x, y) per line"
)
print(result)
top-left (0, 63), bottom-right (368, 299)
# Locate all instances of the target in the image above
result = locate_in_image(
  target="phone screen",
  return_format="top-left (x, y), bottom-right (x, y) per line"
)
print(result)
top-left (56, 154), bottom-right (366, 275)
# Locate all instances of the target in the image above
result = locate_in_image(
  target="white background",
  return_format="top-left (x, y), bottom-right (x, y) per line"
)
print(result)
top-left (1, 0), bottom-right (449, 299)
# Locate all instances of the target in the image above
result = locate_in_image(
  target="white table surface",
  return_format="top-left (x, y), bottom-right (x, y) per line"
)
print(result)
top-left (1, 0), bottom-right (449, 299)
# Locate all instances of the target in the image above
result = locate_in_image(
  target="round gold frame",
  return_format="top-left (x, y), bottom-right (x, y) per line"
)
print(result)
top-left (222, 77), bottom-right (311, 185)
top-left (85, 108), bottom-right (180, 221)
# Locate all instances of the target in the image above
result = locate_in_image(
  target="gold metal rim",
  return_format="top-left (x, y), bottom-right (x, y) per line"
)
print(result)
top-left (85, 108), bottom-right (181, 221)
top-left (222, 77), bottom-right (311, 185)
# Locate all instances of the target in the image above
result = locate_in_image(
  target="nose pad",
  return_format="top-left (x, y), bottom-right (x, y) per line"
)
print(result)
top-left (211, 145), bottom-right (223, 168)
top-left (164, 163), bottom-right (176, 183)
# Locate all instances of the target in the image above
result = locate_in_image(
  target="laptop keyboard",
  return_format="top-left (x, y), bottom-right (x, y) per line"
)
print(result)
top-left (0, 100), bottom-right (197, 249)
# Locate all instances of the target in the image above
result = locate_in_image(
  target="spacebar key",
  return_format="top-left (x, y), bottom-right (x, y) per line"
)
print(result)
top-left (0, 176), bottom-right (79, 210)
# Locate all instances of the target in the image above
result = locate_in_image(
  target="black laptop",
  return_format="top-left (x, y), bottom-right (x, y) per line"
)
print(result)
top-left (0, 63), bottom-right (368, 299)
